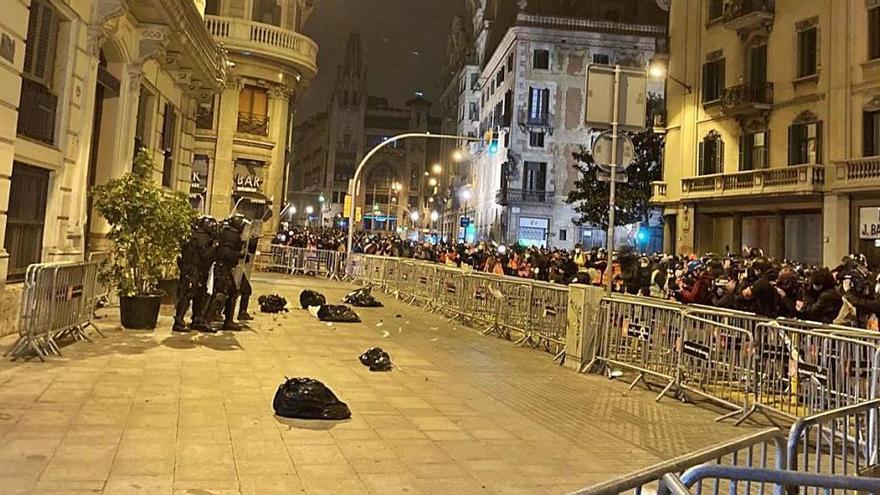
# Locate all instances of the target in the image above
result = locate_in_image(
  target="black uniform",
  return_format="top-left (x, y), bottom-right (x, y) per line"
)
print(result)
top-left (173, 217), bottom-right (217, 332)
top-left (206, 216), bottom-right (248, 329)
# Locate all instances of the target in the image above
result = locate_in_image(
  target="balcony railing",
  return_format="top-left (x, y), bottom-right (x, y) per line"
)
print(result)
top-left (205, 15), bottom-right (318, 77)
top-left (832, 157), bottom-right (880, 191)
top-left (650, 181), bottom-right (668, 203)
top-left (496, 188), bottom-right (552, 206)
top-left (519, 110), bottom-right (551, 128)
top-left (17, 79), bottom-right (57, 146)
top-left (237, 112), bottom-right (270, 136)
top-left (721, 82), bottom-right (773, 115)
top-left (681, 164), bottom-right (824, 200)
top-left (723, 0), bottom-right (775, 31)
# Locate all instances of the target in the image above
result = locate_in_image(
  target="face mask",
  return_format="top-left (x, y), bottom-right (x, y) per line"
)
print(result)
top-left (813, 284), bottom-right (822, 292)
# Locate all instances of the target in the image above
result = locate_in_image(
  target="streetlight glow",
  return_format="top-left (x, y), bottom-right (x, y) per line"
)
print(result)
top-left (452, 150), bottom-right (464, 162)
top-left (430, 211), bottom-right (439, 222)
top-left (649, 63), bottom-right (665, 79)
top-left (410, 211), bottom-right (420, 222)
top-left (428, 177), bottom-right (438, 187)
top-left (305, 206), bottom-right (314, 215)
top-left (432, 163), bottom-right (442, 175)
top-left (461, 189), bottom-right (472, 202)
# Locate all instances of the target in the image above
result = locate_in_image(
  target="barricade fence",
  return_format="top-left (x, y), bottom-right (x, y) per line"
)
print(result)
top-left (345, 254), bottom-right (568, 358)
top-left (259, 246), bottom-right (347, 280)
top-left (6, 261), bottom-right (102, 361)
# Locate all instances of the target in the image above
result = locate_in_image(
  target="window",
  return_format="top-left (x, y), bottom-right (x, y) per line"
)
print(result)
top-left (134, 86), bottom-right (154, 153)
top-left (797, 27), bottom-right (818, 78)
top-left (533, 49), bottom-right (550, 70)
top-left (865, 110), bottom-right (880, 156)
top-left (22, 0), bottom-right (59, 87)
top-left (789, 121), bottom-right (821, 164)
top-left (196, 97), bottom-right (215, 130)
top-left (749, 45), bottom-right (767, 85)
top-left (468, 102), bottom-right (478, 121)
top-left (702, 58), bottom-right (725, 102)
top-left (507, 53), bottom-right (514, 73)
top-left (470, 72), bottom-right (479, 89)
top-left (739, 131), bottom-right (768, 170)
top-left (708, 0), bottom-right (724, 22)
top-left (238, 86), bottom-right (269, 135)
top-left (592, 53), bottom-right (610, 65)
top-left (252, 0), bottom-right (281, 26)
top-left (205, 0), bottom-right (220, 15)
top-left (529, 131), bottom-right (545, 148)
top-left (698, 132), bottom-right (723, 175)
top-left (528, 87), bottom-right (550, 124)
top-left (523, 162), bottom-right (547, 191)
top-left (18, 0), bottom-right (60, 145)
top-left (870, 7), bottom-right (880, 60)
top-left (496, 68), bottom-right (504, 86)
top-left (161, 103), bottom-right (177, 187)
top-left (5, 163), bottom-right (49, 281)
top-left (559, 229), bottom-right (567, 242)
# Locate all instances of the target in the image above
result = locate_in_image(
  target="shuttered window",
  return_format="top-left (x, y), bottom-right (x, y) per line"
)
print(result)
top-left (698, 137), bottom-right (724, 175)
top-left (22, 0), bottom-right (60, 88)
top-left (739, 131), bottom-right (769, 171)
top-left (789, 121), bottom-right (822, 165)
top-left (797, 28), bottom-right (818, 78)
top-left (870, 7), bottom-right (880, 60)
top-left (161, 103), bottom-right (177, 187)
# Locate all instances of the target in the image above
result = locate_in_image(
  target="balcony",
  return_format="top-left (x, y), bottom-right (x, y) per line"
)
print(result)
top-left (17, 79), bottom-right (57, 146)
top-left (237, 112), bottom-right (270, 136)
top-left (650, 181), bottom-right (668, 204)
top-left (681, 164), bottom-right (824, 200)
top-left (496, 188), bottom-right (552, 206)
top-left (721, 82), bottom-right (773, 116)
top-left (831, 157), bottom-right (880, 191)
top-left (518, 110), bottom-right (552, 129)
top-left (723, 0), bottom-right (774, 32)
top-left (205, 15), bottom-right (318, 79)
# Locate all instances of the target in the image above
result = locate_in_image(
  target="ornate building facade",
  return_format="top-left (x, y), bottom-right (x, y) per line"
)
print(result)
top-left (438, 0), bottom-right (667, 248)
top-left (0, 0), bottom-right (317, 287)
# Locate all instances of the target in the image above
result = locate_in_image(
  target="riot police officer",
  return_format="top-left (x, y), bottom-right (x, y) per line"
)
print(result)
top-left (206, 214), bottom-right (250, 330)
top-left (173, 216), bottom-right (218, 333)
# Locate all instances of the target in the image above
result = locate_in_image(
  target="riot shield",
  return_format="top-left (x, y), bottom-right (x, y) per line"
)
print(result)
top-left (233, 220), bottom-right (252, 290)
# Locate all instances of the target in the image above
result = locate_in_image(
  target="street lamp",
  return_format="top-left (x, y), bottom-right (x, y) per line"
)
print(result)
top-left (648, 59), bottom-right (692, 93)
top-left (432, 163), bottom-right (442, 175)
top-left (410, 211), bottom-right (420, 222)
top-left (430, 211), bottom-right (439, 222)
top-left (428, 177), bottom-right (438, 187)
top-left (452, 150), bottom-right (464, 162)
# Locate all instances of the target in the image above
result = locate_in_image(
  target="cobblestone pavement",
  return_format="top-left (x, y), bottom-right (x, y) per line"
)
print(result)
top-left (0, 274), bottom-right (756, 494)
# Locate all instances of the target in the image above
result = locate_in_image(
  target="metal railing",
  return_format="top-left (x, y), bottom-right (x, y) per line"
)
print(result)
top-left (721, 82), bottom-right (774, 113)
top-left (237, 112), bottom-right (270, 136)
top-left (723, 0), bottom-right (775, 25)
top-left (495, 188), bottom-right (552, 205)
top-left (259, 246), bottom-right (347, 281)
top-left (5, 261), bottom-right (102, 361)
top-left (660, 466), bottom-right (880, 495)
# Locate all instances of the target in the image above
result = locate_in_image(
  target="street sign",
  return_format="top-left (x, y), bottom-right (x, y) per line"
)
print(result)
top-left (597, 171), bottom-right (628, 183)
top-left (460, 216), bottom-right (471, 228)
top-left (592, 131), bottom-right (635, 171)
top-left (585, 64), bottom-right (648, 132)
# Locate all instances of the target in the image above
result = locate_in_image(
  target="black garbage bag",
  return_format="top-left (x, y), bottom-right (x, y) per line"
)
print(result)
top-left (317, 304), bottom-right (361, 323)
top-left (359, 347), bottom-right (392, 372)
top-left (343, 286), bottom-right (384, 307)
top-left (258, 294), bottom-right (289, 313)
top-left (273, 377), bottom-right (351, 420)
top-left (300, 290), bottom-right (326, 309)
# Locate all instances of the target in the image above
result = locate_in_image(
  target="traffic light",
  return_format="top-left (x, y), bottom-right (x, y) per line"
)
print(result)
top-left (484, 129), bottom-right (500, 155)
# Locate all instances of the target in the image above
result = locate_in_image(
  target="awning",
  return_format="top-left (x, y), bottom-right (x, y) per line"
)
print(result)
top-left (233, 189), bottom-right (272, 205)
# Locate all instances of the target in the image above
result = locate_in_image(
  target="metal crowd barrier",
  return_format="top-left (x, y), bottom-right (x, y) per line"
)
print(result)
top-left (261, 246), bottom-right (347, 280)
top-left (345, 254), bottom-right (571, 360)
top-left (6, 261), bottom-right (102, 361)
top-left (570, 428), bottom-right (786, 495)
top-left (659, 466), bottom-right (880, 495)
top-left (86, 251), bottom-right (113, 310)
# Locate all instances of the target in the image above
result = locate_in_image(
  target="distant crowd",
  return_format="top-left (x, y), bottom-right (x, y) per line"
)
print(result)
top-left (271, 227), bottom-right (880, 329)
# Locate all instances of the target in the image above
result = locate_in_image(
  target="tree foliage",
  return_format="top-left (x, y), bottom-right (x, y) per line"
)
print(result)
top-left (92, 150), bottom-right (196, 296)
top-left (566, 125), bottom-right (664, 230)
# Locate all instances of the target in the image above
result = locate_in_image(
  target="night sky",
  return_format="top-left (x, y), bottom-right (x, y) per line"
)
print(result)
top-left (295, 0), bottom-right (464, 119)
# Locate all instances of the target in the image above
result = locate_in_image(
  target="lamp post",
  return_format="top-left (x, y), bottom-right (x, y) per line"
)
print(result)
top-left (346, 133), bottom-right (485, 253)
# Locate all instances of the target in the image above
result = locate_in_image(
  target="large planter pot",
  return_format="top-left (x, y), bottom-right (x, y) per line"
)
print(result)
top-left (158, 279), bottom-right (178, 305)
top-left (119, 294), bottom-right (163, 330)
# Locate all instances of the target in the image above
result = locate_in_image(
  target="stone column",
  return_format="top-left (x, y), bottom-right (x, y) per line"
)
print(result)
top-left (265, 85), bottom-right (293, 235)
top-left (209, 78), bottom-right (243, 218)
top-left (823, 193), bottom-right (851, 267)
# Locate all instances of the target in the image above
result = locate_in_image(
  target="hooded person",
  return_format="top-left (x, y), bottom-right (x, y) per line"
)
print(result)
top-left (800, 268), bottom-right (842, 324)
top-left (173, 216), bottom-right (218, 333)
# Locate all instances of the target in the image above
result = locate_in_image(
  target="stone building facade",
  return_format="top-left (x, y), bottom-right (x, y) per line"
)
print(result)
top-left (0, 0), bottom-right (317, 288)
top-left (438, 0), bottom-right (667, 248)
top-left (656, 0), bottom-right (880, 267)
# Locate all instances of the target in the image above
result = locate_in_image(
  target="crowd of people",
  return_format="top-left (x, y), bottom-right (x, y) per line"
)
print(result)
top-left (271, 226), bottom-right (880, 329)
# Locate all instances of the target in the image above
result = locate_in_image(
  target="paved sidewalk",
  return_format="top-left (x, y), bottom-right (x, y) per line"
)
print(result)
top-left (0, 274), bottom-right (754, 494)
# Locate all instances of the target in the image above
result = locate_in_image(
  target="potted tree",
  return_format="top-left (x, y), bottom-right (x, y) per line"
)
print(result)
top-left (92, 150), bottom-right (196, 329)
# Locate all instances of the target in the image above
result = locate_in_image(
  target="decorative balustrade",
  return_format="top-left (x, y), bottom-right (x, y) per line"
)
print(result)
top-left (723, 0), bottom-right (775, 31)
top-left (650, 181), bottom-right (668, 203)
top-left (832, 157), bottom-right (880, 190)
top-left (205, 15), bottom-right (318, 76)
top-left (681, 165), bottom-right (824, 199)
